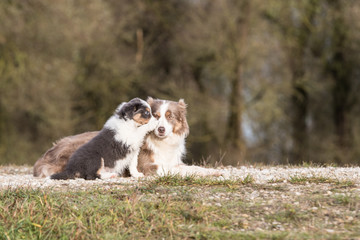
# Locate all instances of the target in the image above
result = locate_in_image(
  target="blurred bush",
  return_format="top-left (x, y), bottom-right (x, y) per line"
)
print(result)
top-left (0, 0), bottom-right (359, 166)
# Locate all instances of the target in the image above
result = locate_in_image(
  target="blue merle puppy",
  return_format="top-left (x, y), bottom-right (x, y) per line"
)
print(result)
top-left (50, 98), bottom-right (157, 180)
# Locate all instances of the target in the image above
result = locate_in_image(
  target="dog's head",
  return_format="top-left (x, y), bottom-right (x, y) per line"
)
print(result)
top-left (116, 98), bottom-right (154, 127)
top-left (147, 97), bottom-right (189, 138)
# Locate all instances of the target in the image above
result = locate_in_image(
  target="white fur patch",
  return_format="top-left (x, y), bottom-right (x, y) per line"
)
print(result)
top-left (146, 131), bottom-right (186, 176)
top-left (154, 102), bottom-right (173, 138)
top-left (104, 101), bottom-right (158, 177)
top-left (144, 99), bottom-right (215, 177)
top-left (104, 115), bottom-right (157, 150)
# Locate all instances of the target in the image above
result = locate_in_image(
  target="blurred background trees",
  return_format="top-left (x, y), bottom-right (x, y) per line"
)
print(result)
top-left (0, 0), bottom-right (359, 166)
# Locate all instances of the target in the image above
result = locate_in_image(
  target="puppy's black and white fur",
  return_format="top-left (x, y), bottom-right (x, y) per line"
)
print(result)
top-left (50, 98), bottom-right (157, 180)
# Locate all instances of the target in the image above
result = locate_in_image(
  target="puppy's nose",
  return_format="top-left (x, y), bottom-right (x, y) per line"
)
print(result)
top-left (158, 127), bottom-right (165, 133)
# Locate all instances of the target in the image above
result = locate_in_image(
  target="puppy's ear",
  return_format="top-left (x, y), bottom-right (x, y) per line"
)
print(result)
top-left (147, 96), bottom-right (154, 105)
top-left (178, 99), bottom-right (187, 109)
top-left (133, 103), bottom-right (143, 113)
top-left (115, 102), bottom-right (127, 118)
top-left (115, 102), bottom-right (135, 120)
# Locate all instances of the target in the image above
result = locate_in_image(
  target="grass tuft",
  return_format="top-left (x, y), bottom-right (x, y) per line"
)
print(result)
top-left (148, 173), bottom-right (254, 188)
top-left (289, 175), bottom-right (343, 185)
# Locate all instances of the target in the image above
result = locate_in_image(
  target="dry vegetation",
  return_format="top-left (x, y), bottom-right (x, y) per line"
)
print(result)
top-left (1, 166), bottom-right (359, 239)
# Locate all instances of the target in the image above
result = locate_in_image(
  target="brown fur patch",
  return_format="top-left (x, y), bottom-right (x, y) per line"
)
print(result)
top-left (33, 131), bottom-right (98, 177)
top-left (96, 158), bottom-right (105, 176)
top-left (148, 99), bottom-right (163, 119)
top-left (168, 101), bottom-right (189, 136)
top-left (133, 113), bottom-right (150, 125)
top-left (137, 141), bottom-right (158, 176)
top-left (147, 97), bottom-right (154, 105)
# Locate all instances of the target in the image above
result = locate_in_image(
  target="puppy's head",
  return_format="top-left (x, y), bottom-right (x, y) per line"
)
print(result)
top-left (116, 98), bottom-right (153, 127)
top-left (147, 97), bottom-right (189, 138)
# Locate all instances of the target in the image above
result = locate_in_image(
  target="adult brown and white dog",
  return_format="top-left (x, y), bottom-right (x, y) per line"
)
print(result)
top-left (33, 97), bottom-right (219, 178)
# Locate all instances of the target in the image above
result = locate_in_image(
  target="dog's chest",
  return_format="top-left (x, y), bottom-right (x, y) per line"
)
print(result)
top-left (147, 135), bottom-right (185, 168)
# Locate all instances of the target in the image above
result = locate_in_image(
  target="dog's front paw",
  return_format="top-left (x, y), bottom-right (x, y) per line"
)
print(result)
top-left (100, 172), bottom-right (118, 179)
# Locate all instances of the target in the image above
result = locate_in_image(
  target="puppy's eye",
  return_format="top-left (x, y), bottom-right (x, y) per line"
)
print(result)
top-left (144, 111), bottom-right (150, 116)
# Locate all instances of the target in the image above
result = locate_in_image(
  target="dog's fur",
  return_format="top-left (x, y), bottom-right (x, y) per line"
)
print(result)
top-left (33, 131), bottom-right (98, 178)
top-left (138, 98), bottom-right (220, 176)
top-left (137, 98), bottom-right (189, 175)
top-left (34, 97), bottom-right (220, 178)
top-left (50, 98), bottom-right (156, 180)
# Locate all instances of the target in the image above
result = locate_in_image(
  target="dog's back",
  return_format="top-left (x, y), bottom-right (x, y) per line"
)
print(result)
top-left (50, 129), bottom-right (130, 180)
top-left (50, 98), bottom-right (155, 180)
top-left (33, 131), bottom-right (98, 177)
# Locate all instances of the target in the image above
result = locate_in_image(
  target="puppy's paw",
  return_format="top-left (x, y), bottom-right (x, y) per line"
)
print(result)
top-left (148, 117), bottom-right (159, 131)
top-left (100, 172), bottom-right (118, 179)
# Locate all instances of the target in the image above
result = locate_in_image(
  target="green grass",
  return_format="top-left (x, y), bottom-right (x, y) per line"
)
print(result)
top-left (288, 175), bottom-right (336, 184)
top-left (268, 175), bottom-right (356, 188)
top-left (1, 174), bottom-right (359, 240)
top-left (148, 173), bottom-right (254, 187)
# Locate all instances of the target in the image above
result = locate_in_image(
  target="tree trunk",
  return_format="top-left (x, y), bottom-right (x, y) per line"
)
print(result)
top-left (287, 0), bottom-right (320, 164)
top-left (224, 0), bottom-right (250, 165)
top-left (290, 70), bottom-right (309, 164)
top-left (326, 0), bottom-right (353, 163)
top-left (331, 50), bottom-right (351, 150)
top-left (225, 66), bottom-right (243, 150)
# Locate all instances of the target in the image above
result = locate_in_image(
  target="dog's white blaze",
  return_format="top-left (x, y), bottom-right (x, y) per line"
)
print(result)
top-left (154, 102), bottom-right (173, 138)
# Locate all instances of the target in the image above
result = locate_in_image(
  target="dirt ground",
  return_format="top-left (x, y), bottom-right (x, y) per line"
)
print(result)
top-left (1, 165), bottom-right (360, 238)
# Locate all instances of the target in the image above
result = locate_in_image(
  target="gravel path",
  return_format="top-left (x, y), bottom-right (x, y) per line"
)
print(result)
top-left (1, 165), bottom-right (359, 190)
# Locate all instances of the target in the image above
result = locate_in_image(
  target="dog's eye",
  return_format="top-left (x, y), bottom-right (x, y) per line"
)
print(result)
top-left (144, 111), bottom-right (150, 116)
top-left (166, 113), bottom-right (173, 119)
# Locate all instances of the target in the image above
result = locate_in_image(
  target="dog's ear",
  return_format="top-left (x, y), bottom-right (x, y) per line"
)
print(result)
top-left (147, 96), bottom-right (154, 105)
top-left (178, 99), bottom-right (187, 109)
top-left (133, 103), bottom-right (145, 114)
top-left (177, 99), bottom-right (188, 119)
top-left (115, 102), bottom-right (136, 120)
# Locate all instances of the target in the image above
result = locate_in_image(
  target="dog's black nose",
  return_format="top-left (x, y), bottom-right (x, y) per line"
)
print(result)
top-left (158, 127), bottom-right (165, 133)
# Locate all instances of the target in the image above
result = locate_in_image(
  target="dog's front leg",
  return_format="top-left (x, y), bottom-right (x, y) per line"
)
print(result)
top-left (129, 150), bottom-right (144, 178)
